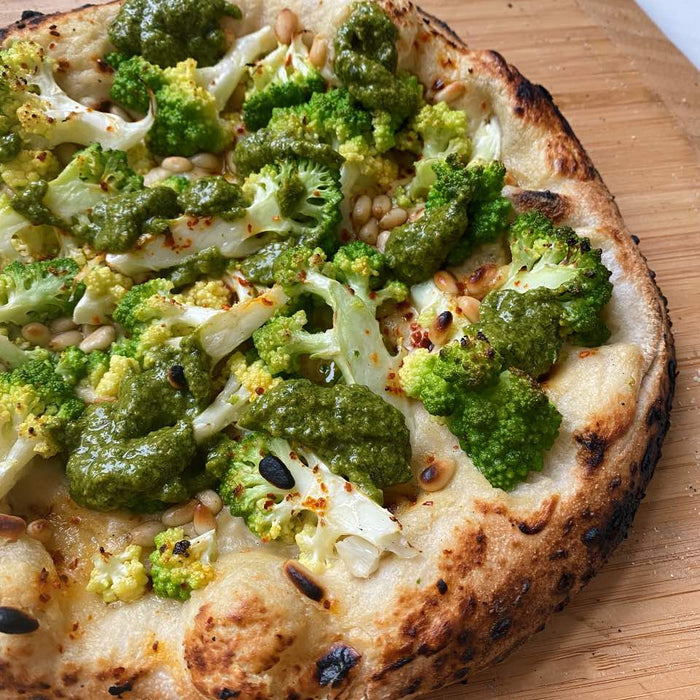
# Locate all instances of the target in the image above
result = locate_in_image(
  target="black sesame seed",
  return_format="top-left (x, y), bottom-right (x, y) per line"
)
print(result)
top-left (0, 607), bottom-right (39, 635)
top-left (259, 455), bottom-right (295, 490)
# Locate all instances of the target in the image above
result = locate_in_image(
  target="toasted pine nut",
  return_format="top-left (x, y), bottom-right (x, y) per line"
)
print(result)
top-left (463, 264), bottom-right (501, 300)
top-left (379, 208), bottom-right (408, 230)
top-left (161, 499), bottom-right (197, 527)
top-left (433, 270), bottom-right (458, 295)
top-left (434, 81), bottom-right (465, 104)
top-left (26, 519), bottom-right (52, 545)
top-left (309, 35), bottom-right (327, 67)
top-left (49, 330), bottom-right (83, 351)
top-left (196, 489), bottom-right (223, 515)
top-left (419, 458), bottom-right (456, 491)
top-left (352, 195), bottom-right (372, 227)
top-left (372, 195), bottom-right (392, 219)
top-left (456, 295), bottom-right (481, 324)
top-left (21, 322), bottom-right (50, 347)
top-left (49, 317), bottom-right (77, 334)
top-left (275, 9), bottom-right (298, 44)
top-left (129, 520), bottom-right (163, 547)
top-left (161, 156), bottom-right (193, 173)
top-left (193, 502), bottom-right (217, 535)
top-left (189, 152), bottom-right (221, 171)
top-left (144, 166), bottom-right (169, 187)
top-left (109, 103), bottom-right (132, 121)
top-left (79, 325), bottom-right (116, 353)
top-left (358, 219), bottom-right (379, 245)
top-left (0, 514), bottom-right (26, 541)
top-left (376, 230), bottom-right (390, 252)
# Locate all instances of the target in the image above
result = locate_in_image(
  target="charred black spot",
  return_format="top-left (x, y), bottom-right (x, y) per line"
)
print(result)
top-left (631, 234), bottom-right (640, 244)
top-left (554, 596), bottom-right (570, 612)
top-left (316, 644), bottom-right (360, 687)
top-left (108, 682), bottom-right (133, 696)
top-left (548, 548), bottom-right (568, 560)
top-left (646, 398), bottom-right (666, 427)
top-left (609, 476), bottom-right (622, 490)
top-left (0, 607), bottom-right (39, 635)
top-left (454, 667), bottom-right (469, 680)
top-left (460, 647), bottom-right (475, 663)
top-left (582, 527), bottom-right (601, 546)
top-left (514, 579), bottom-right (530, 606)
top-left (172, 540), bottom-right (191, 556)
top-left (283, 561), bottom-right (324, 602)
top-left (511, 189), bottom-right (570, 223)
top-left (259, 455), bottom-right (295, 490)
top-left (436, 578), bottom-right (448, 594)
top-left (400, 678), bottom-right (422, 696)
top-left (490, 617), bottom-right (511, 641)
top-left (557, 572), bottom-right (575, 592)
top-left (418, 8), bottom-right (467, 47)
top-left (218, 690), bottom-right (240, 700)
top-left (574, 431), bottom-right (607, 469)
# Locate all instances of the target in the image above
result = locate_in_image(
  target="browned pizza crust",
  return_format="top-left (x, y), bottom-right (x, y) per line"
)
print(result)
top-left (0, 1), bottom-right (675, 698)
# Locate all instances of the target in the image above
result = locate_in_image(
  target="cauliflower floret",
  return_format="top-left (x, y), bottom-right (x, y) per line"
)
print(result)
top-left (86, 544), bottom-right (148, 603)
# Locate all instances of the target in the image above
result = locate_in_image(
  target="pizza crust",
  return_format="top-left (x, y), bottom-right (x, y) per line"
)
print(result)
top-left (0, 1), bottom-right (675, 698)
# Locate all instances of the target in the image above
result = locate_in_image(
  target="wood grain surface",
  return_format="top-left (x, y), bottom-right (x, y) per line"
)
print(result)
top-left (1, 1), bottom-right (698, 698)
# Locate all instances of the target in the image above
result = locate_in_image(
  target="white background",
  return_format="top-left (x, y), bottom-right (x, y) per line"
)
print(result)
top-left (635, 0), bottom-right (700, 68)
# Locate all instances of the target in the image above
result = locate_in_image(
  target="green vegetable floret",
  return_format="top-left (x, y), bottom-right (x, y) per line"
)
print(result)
top-left (149, 527), bottom-right (217, 600)
top-left (0, 356), bottom-right (84, 499)
top-left (86, 544), bottom-right (149, 603)
top-left (55, 346), bottom-right (110, 388)
top-left (218, 432), bottom-right (414, 575)
top-left (0, 258), bottom-right (83, 325)
top-left (0, 41), bottom-right (153, 151)
top-left (108, 26), bottom-right (276, 156)
top-left (109, 0), bottom-right (242, 68)
top-left (243, 35), bottom-right (325, 131)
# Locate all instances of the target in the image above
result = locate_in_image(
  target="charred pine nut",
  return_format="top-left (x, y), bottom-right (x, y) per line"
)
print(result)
top-left (358, 218), bottom-right (379, 245)
top-left (372, 195), bottom-right (392, 219)
top-left (196, 489), bottom-right (223, 515)
top-left (129, 520), bottom-right (163, 547)
top-left (161, 156), bottom-right (193, 173)
top-left (26, 519), bottom-right (52, 545)
top-left (49, 317), bottom-right (77, 334)
top-left (430, 310), bottom-right (453, 344)
top-left (433, 270), bottom-right (458, 295)
top-left (189, 153), bottom-right (221, 171)
top-left (309, 35), bottom-right (327, 67)
top-left (379, 208), bottom-right (408, 230)
top-left (275, 9), bottom-right (298, 44)
top-left (419, 459), bottom-right (456, 491)
top-left (352, 195), bottom-right (372, 226)
top-left (21, 322), bottom-right (50, 347)
top-left (49, 330), bottom-right (83, 351)
top-left (109, 104), bottom-right (132, 121)
top-left (0, 514), bottom-right (26, 541)
top-left (464, 264), bottom-right (502, 300)
top-left (376, 230), bottom-right (390, 252)
top-left (434, 81), bottom-right (465, 104)
top-left (161, 499), bottom-right (197, 527)
top-left (456, 295), bottom-right (481, 324)
top-left (79, 325), bottom-right (116, 353)
top-left (193, 502), bottom-right (217, 535)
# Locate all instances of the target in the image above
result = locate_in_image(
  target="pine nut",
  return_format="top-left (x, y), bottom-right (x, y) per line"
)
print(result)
top-left (358, 219), bottom-right (379, 245)
top-left (456, 295), bottom-right (481, 324)
top-left (79, 325), bottom-right (115, 353)
top-left (182, 522), bottom-right (197, 539)
top-left (430, 310), bottom-right (453, 344)
top-left (196, 489), bottom-right (223, 515)
top-left (463, 264), bottom-right (503, 300)
top-left (161, 156), bottom-right (193, 173)
top-left (434, 81), bottom-right (465, 104)
top-left (161, 499), bottom-right (197, 527)
top-left (49, 330), bottom-right (83, 351)
top-left (129, 520), bottom-right (163, 547)
top-left (275, 9), bottom-right (298, 44)
top-left (21, 322), bottom-right (50, 347)
top-left (376, 230), bottom-right (390, 252)
top-left (109, 103), bottom-right (132, 121)
top-left (0, 514), bottom-right (26, 541)
top-left (309, 35), bottom-right (327, 67)
top-left (189, 153), bottom-right (221, 171)
top-left (419, 458), bottom-right (456, 491)
top-left (433, 270), bottom-right (458, 295)
top-left (379, 208), bottom-right (408, 230)
top-left (49, 317), bottom-right (77, 334)
top-left (193, 502), bottom-right (217, 535)
top-left (351, 195), bottom-right (372, 226)
top-left (372, 195), bottom-right (392, 219)
top-left (144, 166), bottom-right (169, 187)
top-left (26, 519), bottom-right (52, 545)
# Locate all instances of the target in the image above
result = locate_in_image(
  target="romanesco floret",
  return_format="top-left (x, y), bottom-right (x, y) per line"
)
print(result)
top-left (94, 355), bottom-right (140, 399)
top-left (149, 527), bottom-right (217, 600)
top-left (72, 264), bottom-right (133, 325)
top-left (86, 544), bottom-right (148, 603)
top-left (175, 279), bottom-right (231, 309)
top-left (0, 148), bottom-right (61, 190)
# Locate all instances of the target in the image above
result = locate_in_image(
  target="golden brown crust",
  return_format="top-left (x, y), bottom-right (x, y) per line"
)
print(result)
top-left (0, 1), bottom-right (675, 698)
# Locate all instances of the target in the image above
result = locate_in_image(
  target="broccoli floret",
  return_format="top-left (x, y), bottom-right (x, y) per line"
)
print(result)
top-left (0, 258), bottom-right (83, 325)
top-left (72, 264), bottom-right (133, 325)
top-left (149, 527), bottom-right (217, 600)
top-left (0, 41), bottom-right (153, 150)
top-left (243, 36), bottom-right (325, 131)
top-left (218, 433), bottom-right (414, 575)
top-left (86, 544), bottom-right (149, 603)
top-left (109, 0), bottom-right (242, 68)
top-left (0, 356), bottom-right (84, 498)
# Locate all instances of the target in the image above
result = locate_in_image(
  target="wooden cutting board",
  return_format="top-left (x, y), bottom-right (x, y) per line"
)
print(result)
top-left (1, 1), bottom-right (698, 698)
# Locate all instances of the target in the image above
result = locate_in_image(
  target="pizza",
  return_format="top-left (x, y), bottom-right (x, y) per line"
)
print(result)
top-left (0, 0), bottom-right (674, 698)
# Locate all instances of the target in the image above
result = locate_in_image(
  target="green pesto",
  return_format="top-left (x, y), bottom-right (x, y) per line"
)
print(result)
top-left (108, 0), bottom-right (241, 68)
top-left (177, 176), bottom-right (247, 220)
top-left (165, 247), bottom-right (228, 288)
top-left (65, 338), bottom-right (211, 511)
top-left (9, 181), bottom-right (69, 229)
top-left (0, 132), bottom-right (21, 163)
top-left (239, 379), bottom-right (412, 501)
top-left (74, 186), bottom-right (181, 253)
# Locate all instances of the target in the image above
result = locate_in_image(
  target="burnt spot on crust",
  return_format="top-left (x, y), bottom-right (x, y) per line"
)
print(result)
top-left (217, 690), bottom-right (240, 699)
top-left (399, 677), bottom-right (423, 696)
top-left (516, 495), bottom-right (559, 535)
top-left (316, 644), bottom-right (361, 688)
top-left (0, 607), bottom-right (39, 634)
top-left (436, 579), bottom-right (448, 595)
top-left (373, 655), bottom-right (415, 681)
top-left (489, 617), bottom-right (511, 641)
top-left (417, 9), bottom-right (468, 48)
top-left (283, 561), bottom-right (324, 603)
top-left (574, 431), bottom-right (607, 470)
top-left (510, 189), bottom-right (571, 223)
top-left (107, 681), bottom-right (133, 696)
top-left (21, 10), bottom-right (44, 20)
top-left (556, 572), bottom-right (575, 593)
